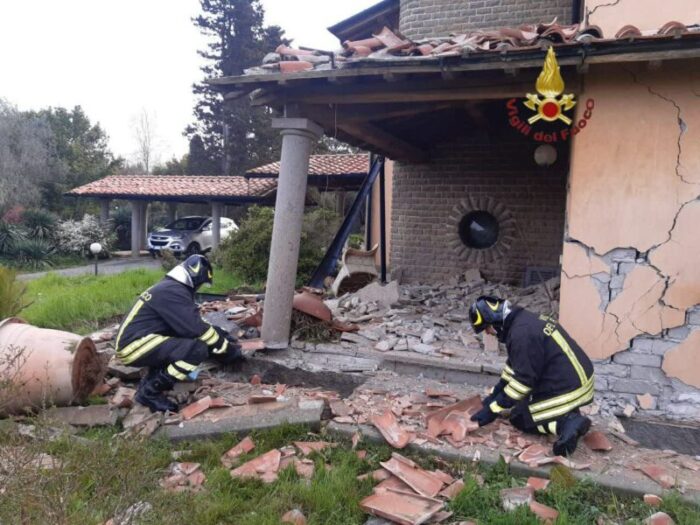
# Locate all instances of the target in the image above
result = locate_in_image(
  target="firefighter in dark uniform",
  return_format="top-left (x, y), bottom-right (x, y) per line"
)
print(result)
top-left (468, 296), bottom-right (594, 456)
top-left (115, 254), bottom-right (242, 413)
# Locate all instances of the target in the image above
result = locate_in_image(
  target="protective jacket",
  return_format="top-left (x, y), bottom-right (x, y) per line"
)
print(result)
top-left (115, 277), bottom-right (221, 364)
top-left (490, 307), bottom-right (594, 424)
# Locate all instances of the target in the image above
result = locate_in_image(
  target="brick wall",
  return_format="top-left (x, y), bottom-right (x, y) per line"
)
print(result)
top-left (400, 0), bottom-right (575, 40)
top-left (390, 129), bottom-right (568, 284)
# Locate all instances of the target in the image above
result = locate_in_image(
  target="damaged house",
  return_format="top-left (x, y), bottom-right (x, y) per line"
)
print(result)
top-left (211, 0), bottom-right (700, 421)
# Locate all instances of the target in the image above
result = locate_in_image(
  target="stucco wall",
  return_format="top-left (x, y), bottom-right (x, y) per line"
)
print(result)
top-left (560, 60), bottom-right (700, 420)
top-left (399, 0), bottom-right (574, 40)
top-left (390, 125), bottom-right (568, 284)
top-left (584, 0), bottom-right (700, 37)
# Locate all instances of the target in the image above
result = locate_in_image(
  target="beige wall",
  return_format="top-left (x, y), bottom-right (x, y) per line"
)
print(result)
top-left (585, 0), bottom-right (700, 37)
top-left (561, 60), bottom-right (700, 401)
top-left (369, 160), bottom-right (393, 269)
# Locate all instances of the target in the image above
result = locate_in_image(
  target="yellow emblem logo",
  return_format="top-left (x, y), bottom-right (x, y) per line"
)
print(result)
top-left (523, 47), bottom-right (577, 125)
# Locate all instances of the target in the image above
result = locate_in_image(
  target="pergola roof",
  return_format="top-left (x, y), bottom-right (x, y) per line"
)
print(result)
top-left (66, 175), bottom-right (277, 204)
top-left (247, 153), bottom-right (369, 177)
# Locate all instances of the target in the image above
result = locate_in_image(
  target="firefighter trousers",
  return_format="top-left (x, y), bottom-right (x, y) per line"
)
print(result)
top-left (509, 402), bottom-right (583, 436)
top-left (117, 335), bottom-right (209, 382)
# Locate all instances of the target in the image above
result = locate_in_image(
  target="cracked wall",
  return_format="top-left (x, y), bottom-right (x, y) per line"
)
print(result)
top-left (560, 60), bottom-right (700, 421)
top-left (584, 0), bottom-right (700, 38)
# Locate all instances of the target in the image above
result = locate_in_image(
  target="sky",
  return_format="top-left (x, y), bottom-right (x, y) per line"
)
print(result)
top-left (0, 0), bottom-right (378, 165)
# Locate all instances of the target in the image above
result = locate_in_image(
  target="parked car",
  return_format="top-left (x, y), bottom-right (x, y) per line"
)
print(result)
top-left (147, 216), bottom-right (238, 256)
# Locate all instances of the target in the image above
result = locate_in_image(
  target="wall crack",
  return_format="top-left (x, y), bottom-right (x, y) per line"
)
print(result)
top-left (584, 0), bottom-right (624, 25)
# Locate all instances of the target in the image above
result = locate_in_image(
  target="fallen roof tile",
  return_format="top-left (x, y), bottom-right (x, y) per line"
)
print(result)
top-left (644, 494), bottom-right (663, 507)
top-left (639, 464), bottom-right (676, 489)
top-left (281, 509), bottom-right (307, 525)
top-left (380, 455), bottom-right (445, 498)
top-left (583, 431), bottom-right (613, 452)
top-left (529, 501), bottom-right (559, 523)
top-left (372, 410), bottom-right (413, 449)
top-left (230, 449), bottom-right (281, 482)
top-left (526, 477), bottom-right (551, 491)
top-left (645, 512), bottom-right (675, 525)
top-left (221, 436), bottom-right (255, 468)
top-left (294, 441), bottom-right (334, 456)
top-left (181, 396), bottom-right (212, 420)
top-left (360, 487), bottom-right (444, 525)
top-left (438, 479), bottom-right (464, 500)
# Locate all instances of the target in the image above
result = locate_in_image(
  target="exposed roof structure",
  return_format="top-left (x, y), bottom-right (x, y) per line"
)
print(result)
top-left (247, 153), bottom-right (369, 177)
top-left (66, 175), bottom-right (277, 204)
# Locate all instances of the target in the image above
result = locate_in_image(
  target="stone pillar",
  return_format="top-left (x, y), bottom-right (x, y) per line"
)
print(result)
top-left (261, 118), bottom-right (323, 349)
top-left (99, 199), bottom-right (111, 225)
top-left (130, 201), bottom-right (142, 258)
top-left (167, 202), bottom-right (178, 223)
top-left (211, 202), bottom-right (222, 249)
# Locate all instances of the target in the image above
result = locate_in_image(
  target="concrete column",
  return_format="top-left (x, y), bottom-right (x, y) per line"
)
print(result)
top-left (130, 201), bottom-right (142, 258)
top-left (261, 118), bottom-right (323, 349)
top-left (99, 199), bottom-right (111, 225)
top-left (211, 202), bottom-right (222, 249)
top-left (141, 203), bottom-right (149, 250)
top-left (167, 202), bottom-right (178, 223)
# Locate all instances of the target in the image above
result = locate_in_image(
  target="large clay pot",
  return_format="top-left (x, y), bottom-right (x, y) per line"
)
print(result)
top-left (0, 318), bottom-right (105, 415)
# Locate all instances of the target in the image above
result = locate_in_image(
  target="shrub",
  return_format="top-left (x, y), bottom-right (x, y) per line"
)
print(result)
top-left (55, 214), bottom-right (115, 256)
top-left (21, 209), bottom-right (57, 240)
top-left (214, 206), bottom-right (339, 287)
top-left (2, 205), bottom-right (25, 224)
top-left (12, 238), bottom-right (55, 270)
top-left (0, 265), bottom-right (29, 317)
top-left (160, 250), bottom-right (179, 272)
top-left (111, 207), bottom-right (131, 250)
top-left (0, 220), bottom-right (23, 256)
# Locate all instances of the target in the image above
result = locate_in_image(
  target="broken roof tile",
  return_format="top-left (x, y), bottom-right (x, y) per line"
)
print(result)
top-left (230, 449), bottom-right (281, 482)
top-left (360, 487), bottom-right (444, 525)
top-left (380, 454), bottom-right (445, 498)
top-left (221, 436), bottom-right (255, 468)
top-left (372, 410), bottom-right (413, 449)
top-left (583, 431), bottom-right (613, 452)
top-left (639, 464), bottom-right (676, 489)
top-left (180, 396), bottom-right (212, 421)
top-left (438, 479), bottom-right (464, 500)
top-left (500, 486), bottom-right (534, 511)
top-left (529, 501), bottom-right (559, 523)
top-left (294, 441), bottom-right (334, 456)
top-left (526, 477), bottom-right (551, 491)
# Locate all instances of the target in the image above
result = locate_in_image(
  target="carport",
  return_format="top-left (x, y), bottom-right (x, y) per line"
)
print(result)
top-left (67, 175), bottom-right (277, 258)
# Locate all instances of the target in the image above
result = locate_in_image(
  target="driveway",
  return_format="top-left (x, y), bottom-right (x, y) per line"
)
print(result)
top-left (18, 257), bottom-right (162, 282)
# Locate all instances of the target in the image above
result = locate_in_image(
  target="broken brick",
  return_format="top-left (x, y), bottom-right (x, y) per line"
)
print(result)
top-left (500, 486), bottom-right (534, 511)
top-left (639, 465), bottom-right (676, 489)
top-left (180, 396), bottom-right (212, 420)
top-left (281, 509), bottom-right (307, 525)
top-left (221, 436), bottom-right (255, 468)
top-left (529, 501), bottom-right (559, 523)
top-left (526, 477), bottom-right (551, 491)
top-left (644, 494), bottom-right (663, 507)
top-left (371, 410), bottom-right (413, 449)
top-left (583, 431), bottom-right (613, 452)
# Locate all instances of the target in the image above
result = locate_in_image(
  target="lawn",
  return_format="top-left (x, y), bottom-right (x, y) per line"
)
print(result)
top-left (20, 267), bottom-right (248, 334)
top-left (0, 423), bottom-right (697, 525)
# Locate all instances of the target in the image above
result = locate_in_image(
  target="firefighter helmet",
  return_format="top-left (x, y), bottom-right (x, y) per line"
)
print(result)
top-left (167, 254), bottom-right (213, 290)
top-left (469, 296), bottom-right (510, 337)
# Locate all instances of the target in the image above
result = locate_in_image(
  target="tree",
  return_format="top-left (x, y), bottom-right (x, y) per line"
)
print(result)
top-left (152, 155), bottom-right (188, 175)
top-left (133, 109), bottom-right (158, 174)
top-left (186, 134), bottom-right (219, 175)
top-left (186, 0), bottom-right (288, 175)
top-left (0, 100), bottom-right (54, 214)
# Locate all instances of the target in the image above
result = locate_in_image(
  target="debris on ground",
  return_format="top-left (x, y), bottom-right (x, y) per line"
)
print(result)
top-left (160, 462), bottom-right (206, 493)
top-left (221, 436), bottom-right (255, 468)
top-left (500, 486), bottom-right (534, 511)
top-left (645, 512), bottom-right (675, 525)
top-left (281, 509), bottom-right (307, 525)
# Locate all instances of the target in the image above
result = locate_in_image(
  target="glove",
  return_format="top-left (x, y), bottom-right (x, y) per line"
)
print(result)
top-left (483, 379), bottom-right (507, 407)
top-left (471, 405), bottom-right (499, 427)
top-left (209, 327), bottom-right (242, 363)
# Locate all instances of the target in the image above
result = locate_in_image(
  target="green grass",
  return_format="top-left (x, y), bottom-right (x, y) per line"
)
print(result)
top-left (20, 267), bottom-right (250, 334)
top-left (1, 423), bottom-right (698, 525)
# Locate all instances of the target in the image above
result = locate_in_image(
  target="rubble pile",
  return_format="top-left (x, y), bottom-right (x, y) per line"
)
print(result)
top-left (327, 272), bottom-right (558, 357)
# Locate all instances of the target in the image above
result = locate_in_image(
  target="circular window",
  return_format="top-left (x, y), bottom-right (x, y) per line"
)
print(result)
top-left (458, 211), bottom-right (499, 249)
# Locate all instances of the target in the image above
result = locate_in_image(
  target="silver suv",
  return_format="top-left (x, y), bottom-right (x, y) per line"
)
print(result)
top-left (147, 216), bottom-right (238, 256)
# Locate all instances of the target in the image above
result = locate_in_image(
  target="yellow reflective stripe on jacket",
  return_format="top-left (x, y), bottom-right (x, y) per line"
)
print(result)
top-left (213, 339), bottom-right (229, 355)
top-left (537, 425), bottom-right (547, 434)
top-left (199, 326), bottom-right (219, 345)
top-left (529, 376), bottom-right (594, 413)
top-left (167, 364), bottom-right (187, 380)
top-left (118, 333), bottom-right (158, 358)
top-left (501, 371), bottom-right (531, 395)
top-left (504, 365), bottom-right (515, 376)
top-left (489, 401), bottom-right (506, 414)
top-left (174, 360), bottom-right (198, 372)
top-left (504, 385), bottom-right (526, 401)
top-left (115, 299), bottom-right (146, 351)
top-left (120, 335), bottom-right (168, 365)
top-left (548, 421), bottom-right (558, 434)
top-left (531, 383), bottom-right (594, 422)
top-left (551, 330), bottom-right (587, 385)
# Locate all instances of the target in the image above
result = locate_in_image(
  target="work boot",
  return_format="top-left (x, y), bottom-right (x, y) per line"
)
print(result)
top-left (135, 369), bottom-right (179, 413)
top-left (552, 412), bottom-right (591, 456)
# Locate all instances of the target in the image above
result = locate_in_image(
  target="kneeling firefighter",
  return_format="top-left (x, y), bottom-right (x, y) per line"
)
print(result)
top-left (469, 296), bottom-right (594, 456)
top-left (115, 254), bottom-right (242, 412)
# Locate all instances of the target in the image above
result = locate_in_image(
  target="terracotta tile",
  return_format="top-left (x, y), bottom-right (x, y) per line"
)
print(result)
top-left (91, 382), bottom-right (112, 396)
top-left (639, 465), bottom-right (676, 489)
top-left (519, 444), bottom-right (549, 465)
top-left (221, 436), bottom-right (255, 468)
top-left (376, 475), bottom-right (414, 493)
top-left (279, 61), bottom-right (313, 74)
top-left (281, 509), bottom-right (307, 525)
top-left (110, 387), bottom-right (136, 409)
top-left (373, 468), bottom-right (393, 481)
top-left (679, 459), bottom-right (700, 471)
top-left (330, 400), bottom-right (351, 417)
top-left (275, 383), bottom-right (287, 396)
top-left (380, 455), bottom-right (445, 498)
top-left (250, 374), bottom-right (262, 385)
top-left (500, 486), bottom-right (534, 511)
top-left (526, 477), bottom-right (551, 491)
top-left (174, 462), bottom-right (201, 476)
top-left (294, 458), bottom-right (315, 480)
top-left (209, 397), bottom-right (231, 409)
top-left (294, 441), bottom-right (333, 456)
top-left (438, 479), bottom-right (464, 500)
top-left (442, 411), bottom-right (479, 441)
top-left (241, 339), bottom-right (266, 353)
top-left (371, 410), bottom-right (413, 449)
top-left (432, 469), bottom-right (455, 485)
top-left (356, 450), bottom-right (367, 460)
top-left (360, 487), bottom-right (444, 525)
top-left (425, 396), bottom-right (482, 438)
top-left (230, 449), bottom-right (281, 482)
top-left (644, 494), bottom-right (663, 507)
top-left (529, 501), bottom-right (559, 523)
top-left (181, 396), bottom-right (212, 420)
top-left (187, 470), bottom-right (206, 487)
top-left (428, 510), bottom-right (453, 523)
top-left (645, 512), bottom-right (675, 525)
top-left (334, 416), bottom-right (355, 424)
top-left (583, 431), bottom-right (613, 452)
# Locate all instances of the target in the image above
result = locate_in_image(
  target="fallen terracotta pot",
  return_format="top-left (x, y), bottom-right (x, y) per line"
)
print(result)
top-left (0, 318), bottom-right (104, 415)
